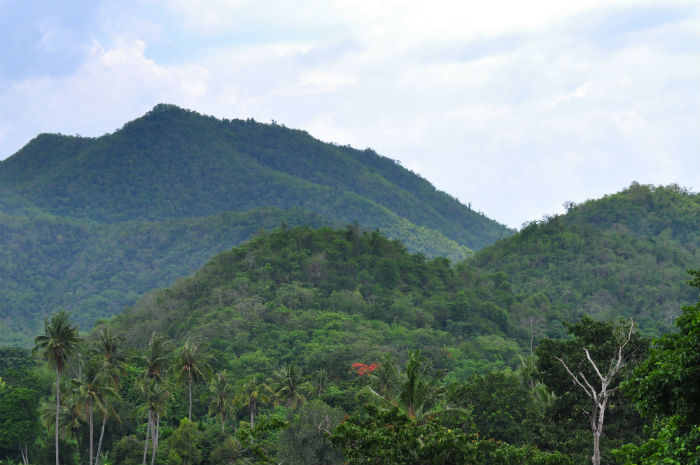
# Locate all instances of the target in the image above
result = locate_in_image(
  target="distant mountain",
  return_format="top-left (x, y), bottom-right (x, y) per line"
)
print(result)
top-left (470, 183), bottom-right (700, 337)
top-left (0, 104), bottom-right (512, 345)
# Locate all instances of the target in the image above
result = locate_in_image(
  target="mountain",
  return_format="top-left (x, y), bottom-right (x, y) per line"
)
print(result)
top-left (470, 183), bottom-right (700, 337)
top-left (101, 226), bottom-right (527, 380)
top-left (0, 104), bottom-right (512, 345)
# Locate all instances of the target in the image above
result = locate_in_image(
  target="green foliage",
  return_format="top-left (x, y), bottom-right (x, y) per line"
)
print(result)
top-left (330, 404), bottom-right (572, 465)
top-left (165, 418), bottom-right (201, 465)
top-left (471, 183), bottom-right (700, 338)
top-left (0, 385), bottom-right (40, 463)
top-left (535, 317), bottom-right (649, 464)
top-left (0, 105), bottom-right (515, 345)
top-left (277, 399), bottom-right (344, 465)
top-left (614, 270), bottom-right (700, 465)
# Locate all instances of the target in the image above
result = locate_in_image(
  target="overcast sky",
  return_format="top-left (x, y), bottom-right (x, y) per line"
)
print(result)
top-left (0, 0), bottom-right (697, 228)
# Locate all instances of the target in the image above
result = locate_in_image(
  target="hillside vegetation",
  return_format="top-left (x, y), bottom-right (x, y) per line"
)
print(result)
top-left (104, 226), bottom-right (526, 379)
top-left (0, 104), bottom-right (513, 345)
top-left (471, 183), bottom-right (700, 336)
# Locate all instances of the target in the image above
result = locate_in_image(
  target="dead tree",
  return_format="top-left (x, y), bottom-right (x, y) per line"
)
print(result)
top-left (556, 319), bottom-right (635, 465)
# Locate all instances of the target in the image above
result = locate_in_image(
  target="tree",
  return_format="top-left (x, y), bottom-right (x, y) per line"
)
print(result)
top-left (277, 399), bottom-right (344, 465)
top-left (0, 385), bottom-right (40, 464)
top-left (271, 363), bottom-right (311, 409)
top-left (174, 340), bottom-right (212, 421)
top-left (208, 371), bottom-right (236, 431)
top-left (555, 319), bottom-right (634, 465)
top-left (536, 317), bottom-right (647, 465)
top-left (614, 270), bottom-right (700, 464)
top-left (134, 333), bottom-right (171, 465)
top-left (90, 329), bottom-right (124, 465)
top-left (71, 364), bottom-right (119, 465)
top-left (236, 374), bottom-right (272, 428)
top-left (165, 418), bottom-right (201, 465)
top-left (33, 311), bottom-right (81, 465)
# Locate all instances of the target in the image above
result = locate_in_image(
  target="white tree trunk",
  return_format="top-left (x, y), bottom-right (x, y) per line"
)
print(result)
top-left (95, 415), bottom-right (107, 465)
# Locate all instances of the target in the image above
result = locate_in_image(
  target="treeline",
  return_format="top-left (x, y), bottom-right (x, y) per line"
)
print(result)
top-left (2, 282), bottom-right (698, 465)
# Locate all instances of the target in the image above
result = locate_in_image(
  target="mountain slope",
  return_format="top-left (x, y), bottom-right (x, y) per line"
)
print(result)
top-left (102, 226), bottom-right (526, 380)
top-left (470, 183), bottom-right (700, 337)
top-left (0, 104), bottom-right (511, 249)
top-left (0, 104), bottom-right (512, 345)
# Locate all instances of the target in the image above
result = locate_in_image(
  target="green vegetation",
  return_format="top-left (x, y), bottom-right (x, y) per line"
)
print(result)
top-left (471, 183), bottom-right (700, 337)
top-left (0, 104), bottom-right (514, 346)
top-left (1, 219), bottom-right (698, 463)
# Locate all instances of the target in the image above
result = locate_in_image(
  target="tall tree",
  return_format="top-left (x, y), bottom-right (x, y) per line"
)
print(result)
top-left (271, 363), bottom-right (311, 409)
top-left (174, 340), bottom-right (212, 421)
top-left (536, 317), bottom-right (648, 465)
top-left (33, 311), bottom-right (81, 465)
top-left (236, 374), bottom-right (272, 428)
top-left (72, 369), bottom-right (119, 465)
top-left (208, 371), bottom-right (236, 431)
top-left (134, 333), bottom-right (171, 465)
top-left (555, 320), bottom-right (635, 465)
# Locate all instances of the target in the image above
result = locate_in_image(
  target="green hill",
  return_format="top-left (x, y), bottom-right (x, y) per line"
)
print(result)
top-left (0, 104), bottom-right (512, 345)
top-left (470, 183), bottom-right (700, 337)
top-left (102, 226), bottom-right (527, 380)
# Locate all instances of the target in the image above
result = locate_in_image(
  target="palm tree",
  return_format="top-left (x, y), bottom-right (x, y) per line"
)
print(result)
top-left (134, 333), bottom-right (171, 465)
top-left (235, 374), bottom-right (272, 428)
top-left (271, 363), bottom-right (311, 409)
top-left (72, 370), bottom-right (119, 465)
top-left (33, 311), bottom-right (81, 465)
top-left (174, 340), bottom-right (212, 421)
top-left (208, 371), bottom-right (236, 431)
top-left (93, 328), bottom-right (125, 387)
top-left (91, 328), bottom-right (125, 465)
top-left (312, 368), bottom-right (329, 396)
top-left (398, 350), bottom-right (445, 420)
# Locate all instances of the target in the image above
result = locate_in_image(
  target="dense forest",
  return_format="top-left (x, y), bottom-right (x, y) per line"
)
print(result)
top-left (471, 183), bottom-right (700, 337)
top-left (0, 226), bottom-right (698, 465)
top-left (0, 104), bottom-right (513, 346)
top-left (0, 105), bottom-right (698, 463)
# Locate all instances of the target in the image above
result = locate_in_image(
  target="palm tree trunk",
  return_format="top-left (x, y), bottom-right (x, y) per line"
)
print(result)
top-left (151, 413), bottom-right (160, 465)
top-left (55, 367), bottom-right (60, 465)
top-left (142, 409), bottom-right (151, 465)
top-left (95, 415), bottom-right (107, 465)
top-left (250, 398), bottom-right (256, 429)
top-left (188, 372), bottom-right (193, 421)
top-left (89, 399), bottom-right (94, 465)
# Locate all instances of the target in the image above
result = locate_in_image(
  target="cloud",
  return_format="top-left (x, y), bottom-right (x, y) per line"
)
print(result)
top-left (0, 0), bottom-right (697, 228)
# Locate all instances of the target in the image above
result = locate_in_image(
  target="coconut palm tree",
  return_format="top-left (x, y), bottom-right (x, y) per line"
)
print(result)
top-left (174, 339), bottom-right (212, 420)
top-left (135, 333), bottom-right (170, 383)
top-left (235, 374), bottom-right (272, 428)
top-left (33, 311), bottom-right (81, 465)
top-left (208, 371), bottom-right (236, 431)
top-left (72, 370), bottom-right (119, 465)
top-left (92, 328), bottom-right (125, 387)
top-left (271, 363), bottom-right (311, 409)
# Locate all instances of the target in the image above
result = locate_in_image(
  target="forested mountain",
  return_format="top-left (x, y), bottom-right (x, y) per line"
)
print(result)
top-left (0, 104), bottom-right (513, 345)
top-left (470, 183), bottom-right (700, 337)
top-left (0, 104), bottom-right (509, 249)
top-left (103, 226), bottom-right (526, 379)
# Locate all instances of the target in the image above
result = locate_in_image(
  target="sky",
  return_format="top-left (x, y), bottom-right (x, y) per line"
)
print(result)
top-left (0, 0), bottom-right (697, 229)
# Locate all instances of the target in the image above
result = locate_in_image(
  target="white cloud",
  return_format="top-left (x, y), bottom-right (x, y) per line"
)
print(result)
top-left (0, 0), bottom-right (697, 229)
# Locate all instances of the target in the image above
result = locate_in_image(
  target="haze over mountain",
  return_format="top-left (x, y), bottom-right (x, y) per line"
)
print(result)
top-left (0, 104), bottom-right (512, 345)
